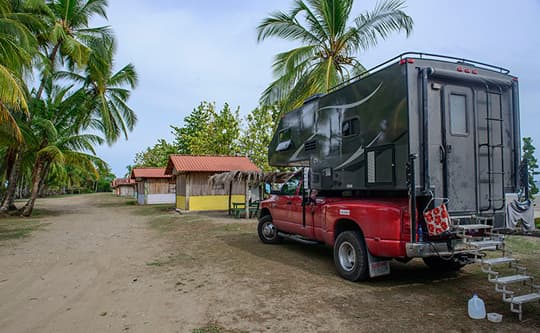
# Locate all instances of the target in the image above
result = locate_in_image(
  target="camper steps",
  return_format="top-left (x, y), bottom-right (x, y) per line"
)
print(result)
top-left (453, 224), bottom-right (493, 230)
top-left (504, 291), bottom-right (540, 321)
top-left (466, 239), bottom-right (504, 250)
top-left (491, 274), bottom-right (532, 288)
top-left (476, 245), bottom-right (540, 320)
top-left (481, 257), bottom-right (516, 266)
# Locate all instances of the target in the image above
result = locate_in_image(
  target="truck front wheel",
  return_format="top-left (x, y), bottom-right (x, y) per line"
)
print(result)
top-left (333, 231), bottom-right (369, 281)
top-left (257, 215), bottom-right (282, 244)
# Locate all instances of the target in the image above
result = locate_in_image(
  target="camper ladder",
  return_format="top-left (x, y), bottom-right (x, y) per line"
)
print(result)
top-left (453, 221), bottom-right (540, 320)
top-left (478, 85), bottom-right (506, 211)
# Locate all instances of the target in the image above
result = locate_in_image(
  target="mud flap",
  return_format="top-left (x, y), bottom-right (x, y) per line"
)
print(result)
top-left (367, 250), bottom-right (391, 278)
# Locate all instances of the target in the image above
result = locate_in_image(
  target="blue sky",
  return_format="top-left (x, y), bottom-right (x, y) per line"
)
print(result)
top-left (93, 0), bottom-right (540, 177)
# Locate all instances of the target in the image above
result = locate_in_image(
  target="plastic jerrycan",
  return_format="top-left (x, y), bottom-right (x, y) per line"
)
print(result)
top-left (468, 294), bottom-right (486, 319)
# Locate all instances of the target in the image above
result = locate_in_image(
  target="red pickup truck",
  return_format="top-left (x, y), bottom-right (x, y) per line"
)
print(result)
top-left (257, 173), bottom-right (466, 281)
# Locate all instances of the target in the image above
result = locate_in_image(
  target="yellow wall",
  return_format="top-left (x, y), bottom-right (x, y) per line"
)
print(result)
top-left (176, 196), bottom-right (186, 210)
top-left (186, 195), bottom-right (245, 211)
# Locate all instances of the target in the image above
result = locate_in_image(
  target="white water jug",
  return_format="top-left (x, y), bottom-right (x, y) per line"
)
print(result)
top-left (468, 294), bottom-right (486, 319)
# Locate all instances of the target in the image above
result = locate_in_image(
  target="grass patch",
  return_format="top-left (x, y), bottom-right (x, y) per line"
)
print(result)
top-left (505, 235), bottom-right (540, 256)
top-left (134, 204), bottom-right (174, 216)
top-left (0, 218), bottom-right (47, 242)
top-left (213, 223), bottom-right (253, 235)
top-left (147, 215), bottom-right (181, 232)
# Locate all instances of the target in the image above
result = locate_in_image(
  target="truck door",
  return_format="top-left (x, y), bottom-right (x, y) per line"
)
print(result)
top-left (442, 85), bottom-right (477, 214)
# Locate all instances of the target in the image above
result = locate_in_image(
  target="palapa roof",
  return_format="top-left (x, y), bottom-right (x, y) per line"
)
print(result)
top-left (208, 171), bottom-right (295, 186)
top-left (165, 155), bottom-right (259, 175)
top-left (130, 167), bottom-right (172, 179)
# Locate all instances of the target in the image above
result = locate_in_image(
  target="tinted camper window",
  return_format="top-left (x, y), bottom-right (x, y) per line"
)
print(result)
top-left (450, 94), bottom-right (468, 135)
top-left (342, 118), bottom-right (359, 137)
top-left (276, 128), bottom-right (293, 151)
top-left (279, 128), bottom-right (291, 142)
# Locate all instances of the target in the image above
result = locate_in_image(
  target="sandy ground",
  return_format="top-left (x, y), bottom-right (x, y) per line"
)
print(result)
top-left (0, 194), bottom-right (539, 333)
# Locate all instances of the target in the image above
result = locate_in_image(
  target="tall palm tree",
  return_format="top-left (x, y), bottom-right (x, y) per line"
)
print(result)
top-left (257, 0), bottom-right (413, 112)
top-left (2, 0), bottom-right (114, 211)
top-left (59, 37), bottom-right (138, 143)
top-left (0, 0), bottom-right (48, 211)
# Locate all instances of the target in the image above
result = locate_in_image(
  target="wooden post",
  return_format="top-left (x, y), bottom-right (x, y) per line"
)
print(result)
top-left (245, 180), bottom-right (250, 219)
top-left (185, 173), bottom-right (191, 211)
top-left (228, 182), bottom-right (233, 215)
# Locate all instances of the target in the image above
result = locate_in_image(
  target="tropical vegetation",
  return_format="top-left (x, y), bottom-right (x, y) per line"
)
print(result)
top-left (0, 0), bottom-right (137, 215)
top-left (132, 102), bottom-right (277, 172)
top-left (257, 0), bottom-right (414, 113)
top-left (522, 137), bottom-right (539, 198)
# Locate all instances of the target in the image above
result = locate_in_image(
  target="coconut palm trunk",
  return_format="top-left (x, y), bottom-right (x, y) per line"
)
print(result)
top-left (1, 147), bottom-right (23, 211)
top-left (21, 158), bottom-right (44, 216)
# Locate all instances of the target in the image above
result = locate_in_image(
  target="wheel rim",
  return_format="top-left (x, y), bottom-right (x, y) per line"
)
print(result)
top-left (338, 241), bottom-right (356, 272)
top-left (262, 221), bottom-right (276, 240)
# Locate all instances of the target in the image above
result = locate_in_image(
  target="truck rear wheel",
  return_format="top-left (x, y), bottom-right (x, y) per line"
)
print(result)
top-left (333, 231), bottom-right (369, 281)
top-left (423, 256), bottom-right (465, 271)
top-left (257, 215), bottom-right (282, 244)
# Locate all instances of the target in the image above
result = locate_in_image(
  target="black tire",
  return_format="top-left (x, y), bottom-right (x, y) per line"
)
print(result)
top-left (423, 256), bottom-right (465, 271)
top-left (333, 231), bottom-right (369, 281)
top-left (257, 215), bottom-right (282, 244)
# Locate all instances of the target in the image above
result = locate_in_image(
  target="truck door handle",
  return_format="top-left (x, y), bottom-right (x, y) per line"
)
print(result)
top-left (439, 144), bottom-right (446, 163)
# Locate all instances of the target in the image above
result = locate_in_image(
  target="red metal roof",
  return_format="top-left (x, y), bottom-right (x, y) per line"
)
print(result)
top-left (166, 155), bottom-right (260, 174)
top-left (130, 168), bottom-right (172, 179)
top-left (112, 178), bottom-right (135, 187)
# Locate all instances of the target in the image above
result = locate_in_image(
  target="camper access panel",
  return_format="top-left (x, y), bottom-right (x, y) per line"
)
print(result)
top-left (268, 53), bottom-right (520, 219)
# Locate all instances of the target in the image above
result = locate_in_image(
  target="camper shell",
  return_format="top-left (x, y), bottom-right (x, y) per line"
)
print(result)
top-left (268, 52), bottom-right (520, 228)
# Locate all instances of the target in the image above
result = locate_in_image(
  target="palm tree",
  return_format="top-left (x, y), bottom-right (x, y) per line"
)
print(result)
top-left (36, 0), bottom-right (111, 98)
top-left (257, 0), bottom-right (413, 112)
top-left (59, 37), bottom-right (138, 143)
top-left (0, 0), bottom-right (48, 211)
top-left (20, 85), bottom-right (105, 216)
top-left (2, 0), bottom-right (115, 211)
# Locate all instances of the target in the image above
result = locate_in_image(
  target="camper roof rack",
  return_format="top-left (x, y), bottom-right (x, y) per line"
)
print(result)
top-left (331, 51), bottom-right (511, 92)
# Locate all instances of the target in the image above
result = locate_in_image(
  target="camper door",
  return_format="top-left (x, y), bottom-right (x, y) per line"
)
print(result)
top-left (441, 85), bottom-right (477, 214)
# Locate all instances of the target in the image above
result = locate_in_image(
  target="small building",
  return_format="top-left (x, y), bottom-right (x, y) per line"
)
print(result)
top-left (111, 178), bottom-right (136, 197)
top-left (165, 155), bottom-right (260, 211)
top-left (130, 167), bottom-right (175, 205)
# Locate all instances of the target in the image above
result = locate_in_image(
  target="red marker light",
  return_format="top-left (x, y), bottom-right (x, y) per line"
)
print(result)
top-left (399, 59), bottom-right (406, 65)
top-left (464, 68), bottom-right (471, 73)
top-left (407, 58), bottom-right (415, 64)
top-left (472, 69), bottom-right (478, 75)
top-left (457, 66), bottom-right (463, 72)
top-left (512, 77), bottom-right (518, 81)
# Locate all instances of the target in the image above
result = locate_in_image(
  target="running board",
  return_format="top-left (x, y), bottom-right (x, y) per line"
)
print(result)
top-left (277, 232), bottom-right (319, 245)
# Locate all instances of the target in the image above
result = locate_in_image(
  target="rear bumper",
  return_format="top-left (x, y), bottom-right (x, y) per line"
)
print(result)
top-left (405, 240), bottom-right (476, 258)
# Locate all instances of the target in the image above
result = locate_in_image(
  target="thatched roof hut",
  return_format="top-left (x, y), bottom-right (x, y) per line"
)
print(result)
top-left (208, 171), bottom-right (295, 218)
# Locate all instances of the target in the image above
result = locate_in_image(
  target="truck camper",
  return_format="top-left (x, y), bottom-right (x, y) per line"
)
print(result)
top-left (258, 52), bottom-right (525, 281)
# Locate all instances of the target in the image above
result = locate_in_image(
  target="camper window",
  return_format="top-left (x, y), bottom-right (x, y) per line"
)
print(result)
top-left (276, 128), bottom-right (293, 151)
top-left (450, 94), bottom-right (468, 135)
top-left (342, 118), bottom-right (359, 137)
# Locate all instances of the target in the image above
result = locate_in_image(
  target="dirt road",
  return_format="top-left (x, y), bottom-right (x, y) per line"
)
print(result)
top-left (0, 194), bottom-right (539, 332)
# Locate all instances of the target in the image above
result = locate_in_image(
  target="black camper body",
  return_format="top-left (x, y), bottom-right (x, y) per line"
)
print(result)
top-left (268, 53), bottom-right (520, 228)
